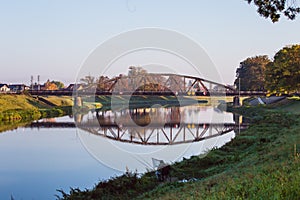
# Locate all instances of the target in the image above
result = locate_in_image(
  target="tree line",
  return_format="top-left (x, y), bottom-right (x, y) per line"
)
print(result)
top-left (234, 44), bottom-right (300, 94)
top-left (80, 66), bottom-right (186, 93)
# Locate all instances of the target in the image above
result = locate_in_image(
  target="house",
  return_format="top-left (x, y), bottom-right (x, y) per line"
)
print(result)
top-left (0, 84), bottom-right (10, 93)
top-left (31, 83), bottom-right (46, 90)
top-left (9, 84), bottom-right (29, 92)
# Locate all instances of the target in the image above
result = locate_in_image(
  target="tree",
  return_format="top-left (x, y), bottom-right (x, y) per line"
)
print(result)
top-left (246, 0), bottom-right (300, 22)
top-left (44, 79), bottom-right (58, 90)
top-left (80, 75), bottom-right (95, 87)
top-left (234, 55), bottom-right (270, 91)
top-left (96, 75), bottom-right (110, 91)
top-left (265, 44), bottom-right (300, 94)
top-left (51, 80), bottom-right (64, 89)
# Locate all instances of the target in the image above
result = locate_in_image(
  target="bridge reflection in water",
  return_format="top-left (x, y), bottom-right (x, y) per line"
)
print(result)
top-left (27, 105), bottom-right (247, 172)
top-left (27, 106), bottom-right (247, 146)
top-left (74, 105), bottom-right (247, 146)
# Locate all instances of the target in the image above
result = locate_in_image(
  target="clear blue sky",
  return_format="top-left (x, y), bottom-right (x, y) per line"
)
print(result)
top-left (0, 0), bottom-right (299, 85)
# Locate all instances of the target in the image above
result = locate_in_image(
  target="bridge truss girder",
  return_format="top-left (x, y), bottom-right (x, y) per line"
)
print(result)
top-left (99, 73), bottom-right (235, 94)
top-left (78, 123), bottom-right (237, 145)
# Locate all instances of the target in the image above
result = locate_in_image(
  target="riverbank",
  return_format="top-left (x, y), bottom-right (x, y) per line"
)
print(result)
top-left (0, 94), bottom-right (73, 132)
top-left (57, 99), bottom-right (300, 200)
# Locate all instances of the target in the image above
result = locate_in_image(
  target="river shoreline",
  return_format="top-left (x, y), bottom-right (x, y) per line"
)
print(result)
top-left (2, 94), bottom-right (300, 199)
top-left (0, 94), bottom-right (73, 132)
top-left (57, 98), bottom-right (300, 200)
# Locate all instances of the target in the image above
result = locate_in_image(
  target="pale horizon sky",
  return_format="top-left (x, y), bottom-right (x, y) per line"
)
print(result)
top-left (0, 0), bottom-right (299, 86)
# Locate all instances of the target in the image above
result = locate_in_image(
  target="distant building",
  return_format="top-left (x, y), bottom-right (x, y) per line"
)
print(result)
top-left (0, 84), bottom-right (10, 93)
top-left (9, 84), bottom-right (29, 92)
top-left (31, 83), bottom-right (45, 90)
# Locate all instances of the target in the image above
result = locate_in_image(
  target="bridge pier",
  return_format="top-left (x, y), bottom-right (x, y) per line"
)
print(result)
top-left (233, 96), bottom-right (240, 106)
top-left (74, 96), bottom-right (82, 107)
top-left (74, 113), bottom-right (83, 123)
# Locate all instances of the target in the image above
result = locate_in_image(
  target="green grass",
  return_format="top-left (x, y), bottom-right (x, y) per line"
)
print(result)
top-left (276, 98), bottom-right (300, 114)
top-left (0, 94), bottom-right (74, 132)
top-left (41, 96), bottom-right (73, 106)
top-left (0, 94), bottom-right (47, 112)
top-left (57, 99), bottom-right (300, 200)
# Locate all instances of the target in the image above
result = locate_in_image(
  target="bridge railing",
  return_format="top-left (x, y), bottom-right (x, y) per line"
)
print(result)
top-left (27, 89), bottom-right (267, 96)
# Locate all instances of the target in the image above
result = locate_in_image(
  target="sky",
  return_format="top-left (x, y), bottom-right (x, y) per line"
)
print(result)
top-left (0, 0), bottom-right (299, 86)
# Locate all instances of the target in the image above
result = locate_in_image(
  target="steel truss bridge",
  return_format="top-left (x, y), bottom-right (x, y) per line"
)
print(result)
top-left (76, 122), bottom-right (248, 145)
top-left (26, 121), bottom-right (248, 145)
top-left (28, 73), bottom-right (266, 96)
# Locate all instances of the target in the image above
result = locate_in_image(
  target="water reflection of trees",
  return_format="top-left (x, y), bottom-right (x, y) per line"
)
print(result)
top-left (76, 106), bottom-right (246, 145)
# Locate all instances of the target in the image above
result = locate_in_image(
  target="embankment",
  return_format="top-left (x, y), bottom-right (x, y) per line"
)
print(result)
top-left (0, 94), bottom-right (73, 132)
top-left (58, 99), bottom-right (300, 200)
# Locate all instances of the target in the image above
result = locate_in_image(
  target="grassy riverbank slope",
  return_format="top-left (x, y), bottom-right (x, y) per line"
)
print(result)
top-left (0, 94), bottom-right (73, 132)
top-left (58, 99), bottom-right (300, 200)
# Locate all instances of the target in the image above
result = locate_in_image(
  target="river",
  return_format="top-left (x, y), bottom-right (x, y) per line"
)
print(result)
top-left (0, 105), bottom-right (241, 199)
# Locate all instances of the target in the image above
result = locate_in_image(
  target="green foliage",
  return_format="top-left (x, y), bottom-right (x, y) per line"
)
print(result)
top-left (39, 107), bottom-right (72, 118)
top-left (246, 0), bottom-right (300, 22)
top-left (265, 44), bottom-right (300, 94)
top-left (0, 109), bottom-right (41, 122)
top-left (0, 94), bottom-right (73, 131)
top-left (51, 80), bottom-right (65, 89)
top-left (56, 172), bottom-right (159, 200)
top-left (234, 55), bottom-right (270, 91)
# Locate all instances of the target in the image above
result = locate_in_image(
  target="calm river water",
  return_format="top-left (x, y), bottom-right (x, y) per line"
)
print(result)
top-left (0, 105), bottom-right (239, 200)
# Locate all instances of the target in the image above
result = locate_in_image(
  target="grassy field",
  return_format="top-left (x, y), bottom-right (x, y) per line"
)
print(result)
top-left (276, 98), bottom-right (300, 114)
top-left (40, 96), bottom-right (73, 106)
top-left (0, 94), bottom-right (46, 112)
top-left (0, 94), bottom-right (73, 112)
top-left (57, 98), bottom-right (300, 200)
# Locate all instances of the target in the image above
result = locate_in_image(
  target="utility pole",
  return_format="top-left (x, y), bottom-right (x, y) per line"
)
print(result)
top-left (30, 76), bottom-right (33, 90)
top-left (238, 77), bottom-right (241, 100)
top-left (37, 75), bottom-right (40, 90)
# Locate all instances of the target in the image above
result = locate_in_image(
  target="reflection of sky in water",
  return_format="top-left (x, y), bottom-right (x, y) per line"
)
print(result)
top-left (0, 127), bottom-right (120, 200)
top-left (78, 129), bottom-right (235, 172)
top-left (0, 107), bottom-right (237, 199)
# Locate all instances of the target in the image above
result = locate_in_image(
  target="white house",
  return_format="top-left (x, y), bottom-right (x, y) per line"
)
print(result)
top-left (0, 84), bottom-right (10, 93)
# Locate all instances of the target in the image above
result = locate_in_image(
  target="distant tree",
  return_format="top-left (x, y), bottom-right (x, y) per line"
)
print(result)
top-left (128, 66), bottom-right (147, 77)
top-left (246, 0), bottom-right (300, 22)
top-left (80, 75), bottom-right (95, 87)
top-left (234, 55), bottom-right (271, 91)
top-left (265, 44), bottom-right (300, 94)
top-left (127, 66), bottom-right (147, 91)
top-left (44, 79), bottom-right (58, 90)
top-left (51, 80), bottom-right (64, 89)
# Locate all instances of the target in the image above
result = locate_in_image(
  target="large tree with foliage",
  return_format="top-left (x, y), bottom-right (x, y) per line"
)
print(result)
top-left (246, 0), bottom-right (300, 22)
top-left (265, 44), bottom-right (300, 94)
top-left (234, 55), bottom-right (270, 91)
top-left (51, 80), bottom-right (64, 89)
